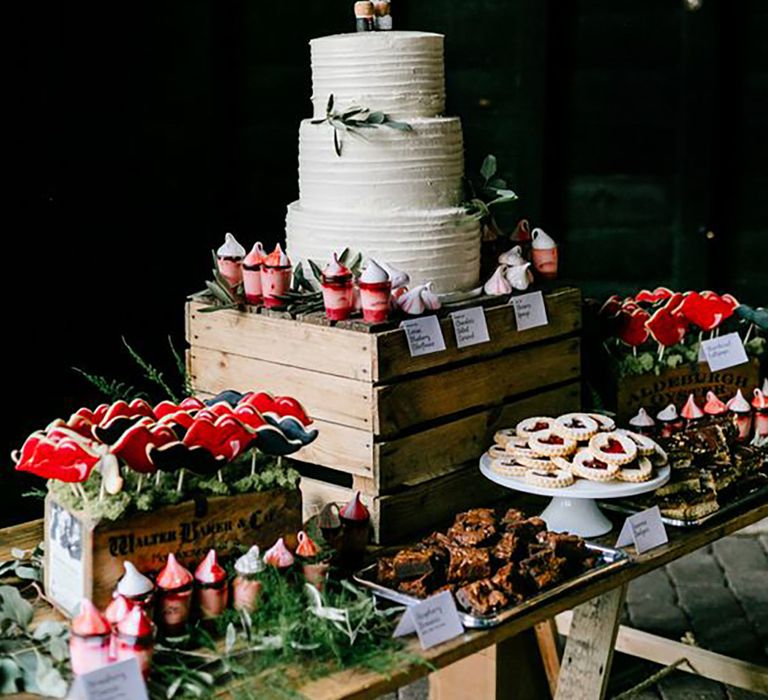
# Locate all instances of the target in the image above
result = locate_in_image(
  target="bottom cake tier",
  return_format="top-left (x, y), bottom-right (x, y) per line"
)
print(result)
top-left (285, 201), bottom-right (482, 293)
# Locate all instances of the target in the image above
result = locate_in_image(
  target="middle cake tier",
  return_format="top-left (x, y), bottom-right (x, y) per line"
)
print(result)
top-left (298, 117), bottom-right (466, 211)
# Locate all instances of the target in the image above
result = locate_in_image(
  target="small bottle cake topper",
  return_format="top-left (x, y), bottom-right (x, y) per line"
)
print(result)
top-left (321, 253), bottom-right (355, 320)
top-left (628, 407), bottom-right (655, 436)
top-left (115, 605), bottom-right (155, 679)
top-left (69, 599), bottom-right (111, 675)
top-left (656, 403), bottom-right (683, 437)
top-left (116, 561), bottom-right (154, 607)
top-left (354, 0), bottom-right (375, 31)
top-left (194, 549), bottom-right (229, 620)
top-left (359, 259), bottom-right (392, 323)
top-left (681, 393), bottom-right (704, 426)
top-left (752, 388), bottom-right (768, 439)
top-left (216, 233), bottom-right (246, 288)
top-left (703, 391), bottom-right (727, 417)
top-left (156, 553), bottom-right (194, 637)
top-left (242, 242), bottom-right (266, 305)
top-left (263, 537), bottom-right (296, 569)
top-left (261, 244), bottom-right (292, 308)
top-left (484, 265), bottom-right (512, 296)
top-left (727, 389), bottom-right (753, 441)
top-left (531, 228), bottom-right (558, 280)
top-left (233, 545), bottom-right (265, 613)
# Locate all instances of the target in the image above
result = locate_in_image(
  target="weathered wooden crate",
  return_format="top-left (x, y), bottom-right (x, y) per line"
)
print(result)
top-left (44, 488), bottom-right (302, 615)
top-left (186, 287), bottom-right (582, 542)
top-left (601, 357), bottom-right (762, 424)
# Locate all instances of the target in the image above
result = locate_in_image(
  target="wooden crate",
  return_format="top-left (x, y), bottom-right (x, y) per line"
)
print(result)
top-left (187, 287), bottom-right (582, 541)
top-left (44, 488), bottom-right (302, 615)
top-left (602, 358), bottom-right (762, 424)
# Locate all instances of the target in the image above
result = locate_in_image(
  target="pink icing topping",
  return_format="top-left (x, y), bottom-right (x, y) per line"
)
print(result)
top-left (340, 491), bottom-right (370, 522)
top-left (681, 394), bottom-right (704, 420)
top-left (263, 537), bottom-right (295, 568)
top-left (72, 599), bottom-right (111, 637)
top-left (263, 243), bottom-right (291, 267)
top-left (703, 391), bottom-right (727, 416)
top-left (322, 253), bottom-right (352, 281)
top-left (295, 531), bottom-right (319, 558)
top-left (117, 604), bottom-right (154, 639)
top-left (157, 553), bottom-right (194, 590)
top-left (753, 388), bottom-right (768, 410)
top-left (244, 242), bottom-right (265, 266)
top-left (104, 595), bottom-right (133, 626)
top-left (194, 549), bottom-right (227, 585)
top-left (727, 389), bottom-right (751, 413)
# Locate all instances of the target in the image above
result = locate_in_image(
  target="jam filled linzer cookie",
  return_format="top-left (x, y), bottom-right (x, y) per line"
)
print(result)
top-left (587, 412), bottom-right (616, 432)
top-left (515, 416), bottom-right (555, 438)
top-left (525, 468), bottom-right (574, 488)
top-left (616, 429), bottom-right (658, 456)
top-left (552, 455), bottom-right (576, 473)
top-left (516, 454), bottom-right (559, 471)
top-left (553, 413), bottom-right (600, 441)
top-left (487, 444), bottom-right (512, 460)
top-left (616, 456), bottom-right (653, 483)
top-left (489, 456), bottom-right (528, 478)
top-left (528, 430), bottom-right (577, 458)
top-left (588, 432), bottom-right (638, 466)
top-left (572, 448), bottom-right (620, 481)
top-left (493, 429), bottom-right (529, 450)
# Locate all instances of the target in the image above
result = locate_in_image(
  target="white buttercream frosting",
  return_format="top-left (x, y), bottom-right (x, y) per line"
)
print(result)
top-left (360, 259), bottom-right (390, 284)
top-left (217, 233), bottom-right (246, 259)
top-left (310, 32), bottom-right (445, 120)
top-left (117, 562), bottom-right (153, 597)
top-left (235, 545), bottom-right (265, 576)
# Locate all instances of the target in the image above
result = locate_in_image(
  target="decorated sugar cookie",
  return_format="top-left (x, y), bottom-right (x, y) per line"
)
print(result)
top-left (489, 456), bottom-right (528, 478)
top-left (525, 468), bottom-right (574, 488)
top-left (616, 456), bottom-right (653, 483)
top-left (493, 429), bottom-right (529, 450)
top-left (587, 413), bottom-right (616, 432)
top-left (528, 430), bottom-right (577, 458)
top-left (572, 448), bottom-right (620, 481)
top-left (588, 432), bottom-right (637, 466)
top-left (515, 416), bottom-right (555, 438)
top-left (616, 429), bottom-right (658, 456)
top-left (553, 413), bottom-right (599, 441)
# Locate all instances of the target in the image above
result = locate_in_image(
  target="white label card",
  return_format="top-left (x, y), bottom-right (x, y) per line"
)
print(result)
top-left (393, 590), bottom-right (464, 650)
top-left (450, 306), bottom-right (491, 348)
top-left (510, 291), bottom-right (549, 331)
top-left (68, 659), bottom-right (149, 700)
top-left (400, 316), bottom-right (447, 357)
top-left (616, 506), bottom-right (668, 554)
top-left (700, 332), bottom-right (749, 372)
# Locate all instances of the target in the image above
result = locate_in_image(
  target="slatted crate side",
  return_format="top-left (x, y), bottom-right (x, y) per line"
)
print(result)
top-left (373, 337), bottom-right (581, 436)
top-left (372, 287), bottom-right (581, 382)
top-left (374, 381), bottom-right (582, 492)
top-left (186, 300), bottom-right (375, 382)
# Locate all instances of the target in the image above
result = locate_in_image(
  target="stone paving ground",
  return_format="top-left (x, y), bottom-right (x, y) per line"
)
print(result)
top-left (380, 524), bottom-right (768, 700)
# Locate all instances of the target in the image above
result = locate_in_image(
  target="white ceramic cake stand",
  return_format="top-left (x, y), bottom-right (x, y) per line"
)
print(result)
top-left (479, 454), bottom-right (670, 538)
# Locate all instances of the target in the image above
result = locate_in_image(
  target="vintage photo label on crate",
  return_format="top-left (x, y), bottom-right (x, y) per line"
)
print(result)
top-left (616, 506), bottom-right (668, 554)
top-left (510, 291), bottom-right (549, 331)
top-left (400, 316), bottom-right (447, 357)
top-left (700, 332), bottom-right (749, 372)
top-left (393, 589), bottom-right (464, 649)
top-left (47, 500), bottom-right (85, 616)
top-left (450, 306), bottom-right (491, 348)
top-left (69, 658), bottom-right (149, 700)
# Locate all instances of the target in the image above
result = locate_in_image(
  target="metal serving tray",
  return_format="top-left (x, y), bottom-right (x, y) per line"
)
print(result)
top-left (602, 482), bottom-right (768, 528)
top-left (353, 543), bottom-right (629, 630)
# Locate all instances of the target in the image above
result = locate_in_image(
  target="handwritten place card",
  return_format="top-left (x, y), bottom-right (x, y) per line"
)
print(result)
top-left (400, 316), bottom-right (447, 357)
top-left (616, 506), bottom-right (668, 554)
top-left (450, 307), bottom-right (491, 349)
top-left (700, 332), bottom-right (749, 372)
top-left (68, 659), bottom-right (149, 700)
top-left (510, 291), bottom-right (549, 331)
top-left (393, 590), bottom-right (464, 650)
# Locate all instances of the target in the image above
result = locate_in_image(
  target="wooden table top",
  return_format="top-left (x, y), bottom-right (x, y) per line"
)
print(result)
top-left (2, 499), bottom-right (766, 700)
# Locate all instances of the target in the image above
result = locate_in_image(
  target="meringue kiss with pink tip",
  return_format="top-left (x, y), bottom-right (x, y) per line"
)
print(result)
top-left (727, 389), bottom-right (753, 441)
top-left (242, 242), bottom-right (266, 304)
top-left (358, 259), bottom-right (392, 323)
top-left (70, 599), bottom-right (111, 675)
top-left (156, 553), bottom-right (194, 636)
top-left (216, 233), bottom-right (246, 288)
top-left (261, 244), bottom-right (292, 308)
top-left (195, 549), bottom-right (229, 619)
top-left (321, 253), bottom-right (355, 320)
top-left (263, 537), bottom-right (295, 569)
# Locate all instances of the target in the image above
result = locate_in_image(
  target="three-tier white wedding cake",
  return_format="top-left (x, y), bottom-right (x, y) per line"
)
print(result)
top-left (285, 31), bottom-right (481, 293)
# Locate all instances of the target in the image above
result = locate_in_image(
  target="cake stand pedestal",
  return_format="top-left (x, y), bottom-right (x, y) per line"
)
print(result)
top-left (479, 454), bottom-right (670, 538)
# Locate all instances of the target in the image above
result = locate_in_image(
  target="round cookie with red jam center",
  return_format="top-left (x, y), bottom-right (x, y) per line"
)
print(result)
top-left (616, 456), bottom-right (653, 483)
top-left (525, 468), bottom-right (574, 488)
top-left (616, 429), bottom-right (658, 457)
top-left (552, 455), bottom-right (576, 473)
top-left (572, 448), bottom-right (620, 481)
top-left (516, 454), bottom-right (559, 471)
top-left (487, 444), bottom-right (513, 460)
top-left (493, 429), bottom-right (529, 450)
top-left (515, 416), bottom-right (555, 438)
top-left (588, 432), bottom-right (638, 466)
top-left (489, 456), bottom-right (529, 478)
top-left (528, 430), bottom-right (577, 458)
top-left (587, 413), bottom-right (616, 432)
top-left (553, 413), bottom-right (600, 441)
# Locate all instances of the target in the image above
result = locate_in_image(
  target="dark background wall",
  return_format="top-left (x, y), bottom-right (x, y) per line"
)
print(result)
top-left (7, 0), bottom-right (766, 526)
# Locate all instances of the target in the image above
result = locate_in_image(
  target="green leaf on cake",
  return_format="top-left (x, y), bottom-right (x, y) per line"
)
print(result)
top-left (365, 111), bottom-right (386, 125)
top-left (307, 258), bottom-right (324, 282)
top-left (326, 93), bottom-right (334, 114)
top-left (333, 128), bottom-right (342, 156)
top-left (383, 119), bottom-right (413, 131)
top-left (480, 154), bottom-right (497, 182)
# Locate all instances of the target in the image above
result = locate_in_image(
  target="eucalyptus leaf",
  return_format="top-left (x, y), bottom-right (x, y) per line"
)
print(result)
top-left (0, 658), bottom-right (21, 693)
top-left (0, 585), bottom-right (33, 628)
top-left (32, 620), bottom-right (68, 640)
top-left (342, 107), bottom-right (366, 119)
top-left (48, 637), bottom-right (69, 663)
top-left (307, 259), bottom-right (324, 282)
top-left (326, 93), bottom-right (334, 114)
top-left (480, 154), bottom-right (497, 182)
top-left (383, 120), bottom-right (412, 131)
top-left (333, 128), bottom-right (342, 156)
top-left (167, 676), bottom-right (184, 698)
top-left (15, 566), bottom-right (41, 581)
top-left (225, 622), bottom-right (237, 654)
top-left (365, 111), bottom-right (386, 124)
top-left (488, 177), bottom-right (507, 189)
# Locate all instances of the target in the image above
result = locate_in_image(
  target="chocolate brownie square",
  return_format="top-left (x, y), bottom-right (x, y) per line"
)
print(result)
top-left (455, 579), bottom-right (508, 616)
top-left (446, 546), bottom-right (491, 582)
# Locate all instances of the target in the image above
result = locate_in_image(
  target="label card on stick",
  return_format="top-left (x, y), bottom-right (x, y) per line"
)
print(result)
top-left (450, 306), bottom-right (491, 348)
top-left (616, 506), bottom-right (668, 554)
top-left (510, 291), bottom-right (549, 331)
top-left (700, 332), bottom-right (749, 372)
top-left (400, 316), bottom-right (447, 357)
top-left (68, 658), bottom-right (149, 700)
top-left (393, 590), bottom-right (464, 649)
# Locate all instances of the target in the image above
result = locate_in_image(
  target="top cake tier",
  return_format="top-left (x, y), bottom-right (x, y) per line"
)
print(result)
top-left (310, 31), bottom-right (445, 120)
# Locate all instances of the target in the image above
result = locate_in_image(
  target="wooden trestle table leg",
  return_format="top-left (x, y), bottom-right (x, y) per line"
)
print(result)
top-left (534, 619), bottom-right (563, 697)
top-left (554, 585), bottom-right (627, 700)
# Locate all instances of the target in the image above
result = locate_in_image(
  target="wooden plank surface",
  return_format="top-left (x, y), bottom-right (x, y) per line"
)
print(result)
top-left (3, 501), bottom-right (766, 700)
top-left (375, 381), bottom-right (580, 491)
top-left (187, 301), bottom-right (375, 381)
top-left (554, 586), bottom-right (626, 700)
top-left (189, 346), bottom-right (374, 431)
top-left (374, 337), bottom-right (580, 436)
top-left (374, 287), bottom-right (581, 382)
